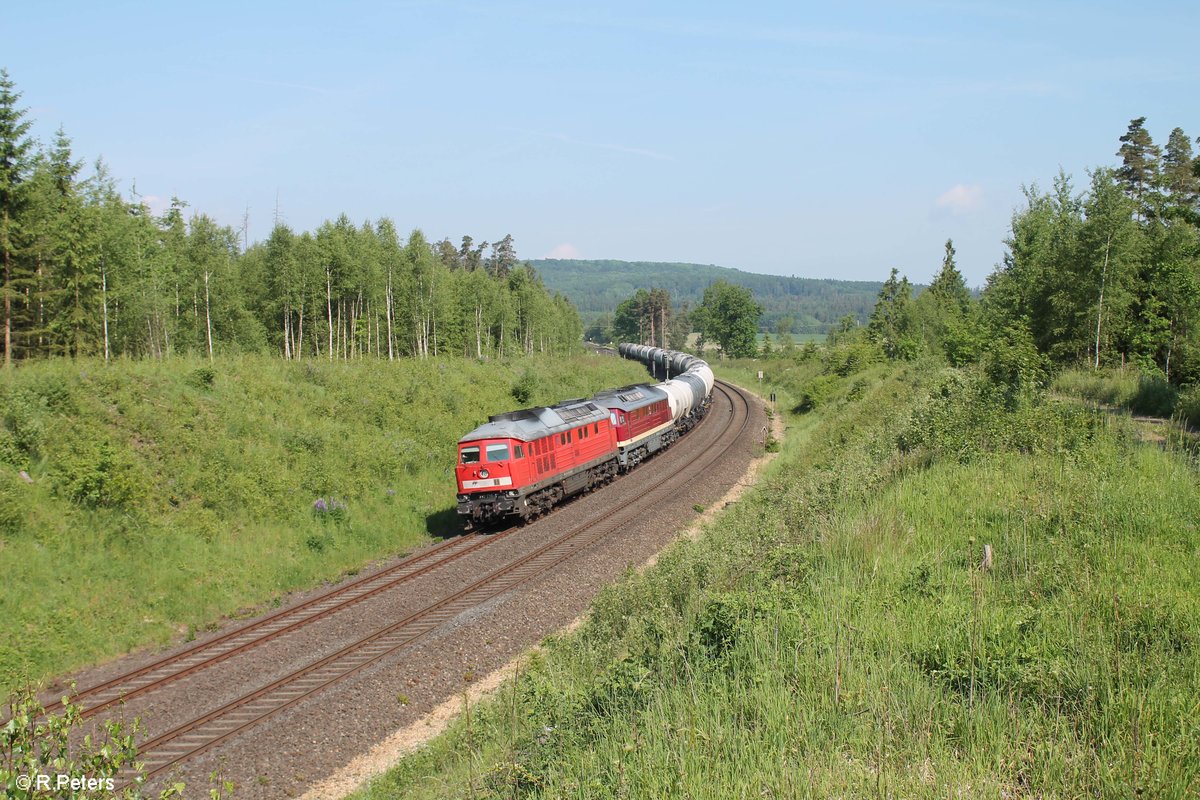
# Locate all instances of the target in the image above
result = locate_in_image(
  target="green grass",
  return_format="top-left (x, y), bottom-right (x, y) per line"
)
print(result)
top-left (353, 357), bottom-right (1200, 800)
top-left (0, 353), bottom-right (649, 690)
top-left (1053, 367), bottom-right (1178, 418)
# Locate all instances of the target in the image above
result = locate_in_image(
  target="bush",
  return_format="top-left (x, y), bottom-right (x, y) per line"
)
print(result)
top-left (1129, 374), bottom-right (1177, 417)
top-left (511, 369), bottom-right (541, 405)
top-left (51, 439), bottom-right (142, 511)
top-left (0, 686), bottom-right (187, 799)
top-left (1176, 386), bottom-right (1200, 429)
top-left (186, 365), bottom-right (216, 389)
top-left (793, 374), bottom-right (842, 413)
top-left (0, 470), bottom-right (25, 536)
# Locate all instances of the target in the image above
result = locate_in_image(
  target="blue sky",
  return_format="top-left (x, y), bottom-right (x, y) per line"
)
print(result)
top-left (5, 1), bottom-right (1198, 286)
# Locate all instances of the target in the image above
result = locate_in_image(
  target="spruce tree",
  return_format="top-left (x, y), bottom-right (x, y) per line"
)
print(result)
top-left (0, 69), bottom-right (34, 366)
top-left (928, 238), bottom-right (972, 313)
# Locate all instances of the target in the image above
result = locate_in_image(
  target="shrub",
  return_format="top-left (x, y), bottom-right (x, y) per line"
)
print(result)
top-left (0, 391), bottom-right (47, 466)
top-left (1176, 386), bottom-right (1200, 429)
top-left (0, 686), bottom-right (187, 799)
top-left (51, 438), bottom-right (142, 511)
top-left (793, 374), bottom-right (842, 413)
top-left (511, 369), bottom-right (541, 405)
top-left (1129, 374), bottom-right (1177, 417)
top-left (0, 470), bottom-right (24, 536)
top-left (186, 365), bottom-right (216, 389)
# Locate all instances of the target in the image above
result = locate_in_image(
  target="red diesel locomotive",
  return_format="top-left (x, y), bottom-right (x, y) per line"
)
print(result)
top-left (455, 345), bottom-right (713, 528)
top-left (455, 399), bottom-right (619, 527)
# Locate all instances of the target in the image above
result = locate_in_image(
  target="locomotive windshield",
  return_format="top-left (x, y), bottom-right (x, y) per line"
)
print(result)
top-left (485, 443), bottom-right (510, 462)
top-left (460, 446), bottom-right (480, 464)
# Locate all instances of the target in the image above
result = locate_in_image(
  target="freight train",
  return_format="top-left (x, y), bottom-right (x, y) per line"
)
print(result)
top-left (455, 344), bottom-right (714, 528)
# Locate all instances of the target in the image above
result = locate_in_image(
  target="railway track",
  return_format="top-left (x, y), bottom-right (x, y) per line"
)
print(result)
top-left (114, 381), bottom-right (752, 787)
top-left (46, 528), bottom-right (517, 720)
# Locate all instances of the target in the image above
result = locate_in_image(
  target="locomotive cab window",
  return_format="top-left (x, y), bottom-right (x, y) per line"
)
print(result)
top-left (485, 444), bottom-right (510, 462)
top-left (514, 445), bottom-right (524, 459)
top-left (460, 446), bottom-right (480, 464)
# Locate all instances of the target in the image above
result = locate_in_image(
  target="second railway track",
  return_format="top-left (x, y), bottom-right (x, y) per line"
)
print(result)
top-left (47, 526), bottom-right (518, 720)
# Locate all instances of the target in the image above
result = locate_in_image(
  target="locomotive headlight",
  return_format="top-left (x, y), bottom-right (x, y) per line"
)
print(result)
top-left (479, 469), bottom-right (490, 479)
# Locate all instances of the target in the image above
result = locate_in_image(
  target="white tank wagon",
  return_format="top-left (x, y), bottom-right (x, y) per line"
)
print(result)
top-left (616, 343), bottom-right (713, 435)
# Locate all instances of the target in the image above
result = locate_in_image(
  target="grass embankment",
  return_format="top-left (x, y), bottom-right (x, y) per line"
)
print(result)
top-left (0, 354), bottom-right (649, 690)
top-left (1053, 367), bottom-right (1200, 429)
top-left (356, 353), bottom-right (1199, 799)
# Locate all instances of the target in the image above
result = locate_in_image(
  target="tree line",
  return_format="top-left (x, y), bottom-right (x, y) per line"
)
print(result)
top-left (0, 69), bottom-right (581, 365)
top-left (534, 258), bottom-right (887, 334)
top-left (594, 280), bottom-right (763, 359)
top-left (809, 117), bottom-right (1200, 391)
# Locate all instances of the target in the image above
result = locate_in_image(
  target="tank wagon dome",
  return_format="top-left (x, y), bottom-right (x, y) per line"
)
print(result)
top-left (459, 400), bottom-right (607, 443)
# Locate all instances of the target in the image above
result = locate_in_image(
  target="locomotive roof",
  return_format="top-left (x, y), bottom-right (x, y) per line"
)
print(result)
top-left (459, 399), bottom-right (608, 443)
top-left (590, 383), bottom-right (668, 411)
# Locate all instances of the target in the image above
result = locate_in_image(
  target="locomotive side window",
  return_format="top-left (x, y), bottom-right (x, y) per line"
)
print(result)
top-left (609, 412), bottom-right (617, 426)
top-left (485, 444), bottom-right (509, 462)
top-left (461, 446), bottom-right (480, 464)
top-left (514, 445), bottom-right (524, 459)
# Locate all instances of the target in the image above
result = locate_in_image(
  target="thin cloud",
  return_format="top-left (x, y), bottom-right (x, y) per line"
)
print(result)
top-left (506, 127), bottom-right (674, 162)
top-left (175, 67), bottom-right (332, 95)
top-left (545, 243), bottom-right (581, 259)
top-left (935, 184), bottom-right (984, 216)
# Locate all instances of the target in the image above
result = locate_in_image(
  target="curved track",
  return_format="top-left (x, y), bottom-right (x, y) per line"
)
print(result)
top-left (112, 380), bottom-right (752, 786)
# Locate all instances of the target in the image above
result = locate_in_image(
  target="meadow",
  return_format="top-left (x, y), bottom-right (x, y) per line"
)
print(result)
top-left (0, 353), bottom-right (649, 690)
top-left (355, 349), bottom-right (1199, 799)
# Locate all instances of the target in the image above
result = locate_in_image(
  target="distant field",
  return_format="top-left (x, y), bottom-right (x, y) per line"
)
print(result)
top-left (0, 353), bottom-right (649, 690)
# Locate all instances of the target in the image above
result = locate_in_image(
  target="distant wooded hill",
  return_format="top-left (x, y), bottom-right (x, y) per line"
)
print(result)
top-left (529, 259), bottom-right (900, 334)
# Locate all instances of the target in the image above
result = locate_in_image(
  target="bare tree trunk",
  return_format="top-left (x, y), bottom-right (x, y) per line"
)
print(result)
top-left (1165, 321), bottom-right (1174, 381)
top-left (1094, 234), bottom-right (1112, 370)
top-left (326, 268), bottom-right (333, 361)
top-left (283, 305), bottom-right (292, 360)
top-left (385, 271), bottom-right (394, 361)
top-left (101, 264), bottom-right (110, 361)
top-left (204, 270), bottom-right (213, 361)
top-left (297, 305), bottom-right (305, 359)
top-left (475, 304), bottom-right (483, 358)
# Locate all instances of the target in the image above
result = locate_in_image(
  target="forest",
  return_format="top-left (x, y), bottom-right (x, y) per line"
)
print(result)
top-left (0, 70), bottom-right (581, 367)
top-left (532, 258), bottom-right (889, 334)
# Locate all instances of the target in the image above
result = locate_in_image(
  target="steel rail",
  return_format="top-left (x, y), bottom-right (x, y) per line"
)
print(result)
top-left (44, 529), bottom-right (516, 720)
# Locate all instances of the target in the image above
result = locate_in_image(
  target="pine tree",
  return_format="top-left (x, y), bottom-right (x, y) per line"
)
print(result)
top-left (1116, 117), bottom-right (1161, 220)
top-left (1162, 127), bottom-right (1199, 222)
top-left (488, 234), bottom-right (517, 278)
